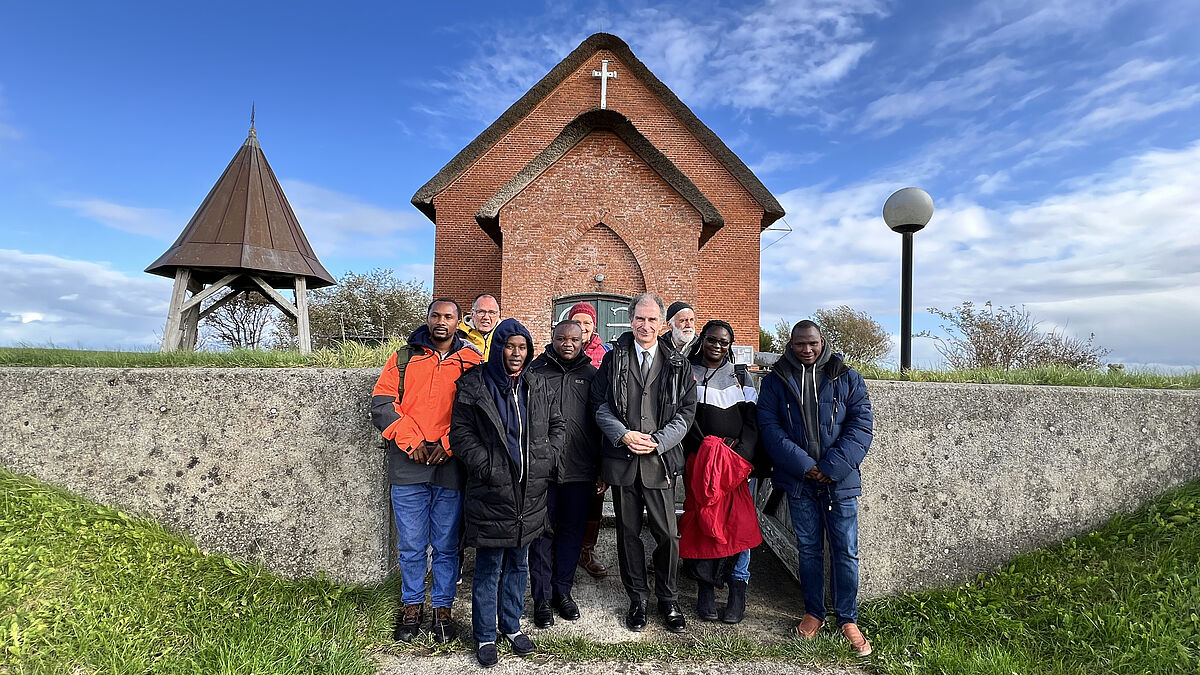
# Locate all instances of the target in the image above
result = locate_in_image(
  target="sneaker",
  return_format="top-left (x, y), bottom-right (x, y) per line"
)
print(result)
top-left (840, 622), bottom-right (872, 657)
top-left (431, 606), bottom-right (457, 643)
top-left (475, 641), bottom-right (499, 668)
top-left (551, 593), bottom-right (580, 621)
top-left (796, 613), bottom-right (822, 639)
top-left (393, 603), bottom-right (424, 642)
top-left (506, 631), bottom-right (536, 657)
top-left (533, 600), bottom-right (555, 628)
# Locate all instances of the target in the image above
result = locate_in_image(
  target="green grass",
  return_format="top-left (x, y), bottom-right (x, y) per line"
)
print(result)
top-left (853, 363), bottom-right (1200, 390)
top-left (3, 346), bottom-right (1197, 390)
top-left (3, 466), bottom-right (1199, 673)
top-left (0, 340), bottom-right (407, 369)
top-left (863, 480), bottom-right (1200, 674)
top-left (0, 468), bottom-right (395, 674)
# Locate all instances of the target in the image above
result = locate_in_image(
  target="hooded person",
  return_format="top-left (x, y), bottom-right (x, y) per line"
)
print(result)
top-left (450, 318), bottom-right (565, 667)
top-left (757, 320), bottom-right (874, 657)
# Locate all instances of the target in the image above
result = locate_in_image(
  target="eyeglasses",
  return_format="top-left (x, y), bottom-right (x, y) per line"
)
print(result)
top-left (703, 336), bottom-right (731, 347)
top-left (473, 309), bottom-right (499, 316)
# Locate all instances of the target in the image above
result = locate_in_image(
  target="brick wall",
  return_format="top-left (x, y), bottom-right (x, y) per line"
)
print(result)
top-left (431, 48), bottom-right (764, 344)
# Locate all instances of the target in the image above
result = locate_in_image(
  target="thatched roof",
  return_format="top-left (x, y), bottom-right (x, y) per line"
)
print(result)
top-left (412, 32), bottom-right (784, 230)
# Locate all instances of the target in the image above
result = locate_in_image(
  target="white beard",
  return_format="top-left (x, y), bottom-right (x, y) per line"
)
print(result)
top-left (671, 326), bottom-right (695, 347)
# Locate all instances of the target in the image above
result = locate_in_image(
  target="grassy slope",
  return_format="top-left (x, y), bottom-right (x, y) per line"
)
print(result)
top-left (2, 467), bottom-right (1198, 673)
top-left (3, 346), bottom-right (1198, 389)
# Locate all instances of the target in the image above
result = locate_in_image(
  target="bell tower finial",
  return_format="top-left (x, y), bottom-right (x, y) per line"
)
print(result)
top-left (246, 103), bottom-right (259, 147)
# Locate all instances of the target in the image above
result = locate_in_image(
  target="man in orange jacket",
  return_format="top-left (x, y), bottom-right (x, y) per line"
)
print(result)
top-left (371, 298), bottom-right (483, 644)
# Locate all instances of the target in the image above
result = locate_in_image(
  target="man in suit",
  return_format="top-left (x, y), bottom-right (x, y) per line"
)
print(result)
top-left (591, 293), bottom-right (697, 633)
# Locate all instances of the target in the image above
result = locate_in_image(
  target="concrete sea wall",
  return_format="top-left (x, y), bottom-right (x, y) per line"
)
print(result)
top-left (2, 368), bottom-right (1198, 596)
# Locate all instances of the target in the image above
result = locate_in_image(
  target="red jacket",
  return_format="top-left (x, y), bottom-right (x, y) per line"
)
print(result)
top-left (679, 435), bottom-right (762, 560)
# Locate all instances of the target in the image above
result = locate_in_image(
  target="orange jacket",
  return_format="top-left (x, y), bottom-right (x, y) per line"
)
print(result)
top-left (371, 327), bottom-right (483, 457)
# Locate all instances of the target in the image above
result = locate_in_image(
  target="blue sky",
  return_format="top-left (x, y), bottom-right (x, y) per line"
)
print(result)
top-left (1, 0), bottom-right (1198, 368)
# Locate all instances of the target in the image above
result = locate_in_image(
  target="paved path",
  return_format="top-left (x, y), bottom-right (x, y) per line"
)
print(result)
top-left (374, 524), bottom-right (867, 674)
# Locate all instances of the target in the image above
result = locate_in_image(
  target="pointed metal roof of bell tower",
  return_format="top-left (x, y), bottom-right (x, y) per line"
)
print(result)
top-left (145, 113), bottom-right (335, 288)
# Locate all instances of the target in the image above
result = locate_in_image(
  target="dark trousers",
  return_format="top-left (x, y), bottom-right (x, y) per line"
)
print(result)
top-left (612, 479), bottom-right (679, 603)
top-left (529, 481), bottom-right (592, 602)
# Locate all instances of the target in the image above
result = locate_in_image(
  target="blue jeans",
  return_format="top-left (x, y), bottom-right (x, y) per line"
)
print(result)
top-left (729, 478), bottom-right (757, 583)
top-left (787, 487), bottom-right (859, 624)
top-left (390, 484), bottom-right (462, 607)
top-left (472, 545), bottom-right (529, 644)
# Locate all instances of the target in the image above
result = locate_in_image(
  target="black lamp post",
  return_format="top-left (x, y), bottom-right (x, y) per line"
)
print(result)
top-left (883, 187), bottom-right (934, 372)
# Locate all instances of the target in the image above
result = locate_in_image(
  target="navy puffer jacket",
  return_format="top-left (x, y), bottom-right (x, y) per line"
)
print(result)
top-left (757, 353), bottom-right (873, 498)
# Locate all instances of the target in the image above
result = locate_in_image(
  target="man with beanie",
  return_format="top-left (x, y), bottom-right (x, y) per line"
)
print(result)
top-left (591, 293), bottom-right (697, 633)
top-left (665, 301), bottom-right (698, 357)
top-left (450, 318), bottom-right (564, 668)
top-left (757, 320), bottom-right (874, 657)
top-left (567, 300), bottom-right (611, 579)
top-left (371, 299), bottom-right (484, 644)
top-left (527, 320), bottom-right (601, 627)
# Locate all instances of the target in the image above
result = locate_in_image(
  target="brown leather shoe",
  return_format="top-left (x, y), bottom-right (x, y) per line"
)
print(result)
top-left (431, 606), bottom-right (457, 644)
top-left (796, 613), bottom-right (822, 639)
top-left (578, 520), bottom-right (608, 578)
top-left (840, 622), bottom-right (872, 657)
top-left (393, 603), bottom-right (424, 642)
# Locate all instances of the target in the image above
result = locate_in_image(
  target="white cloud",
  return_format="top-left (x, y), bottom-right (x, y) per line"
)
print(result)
top-left (749, 150), bottom-right (822, 174)
top-left (279, 180), bottom-right (430, 258)
top-left (58, 199), bottom-right (178, 239)
top-left (761, 141), bottom-right (1200, 367)
top-left (423, 0), bottom-right (886, 121)
top-left (0, 249), bottom-right (171, 348)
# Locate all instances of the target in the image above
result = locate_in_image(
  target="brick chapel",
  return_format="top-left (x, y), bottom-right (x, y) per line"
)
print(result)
top-left (412, 33), bottom-right (784, 346)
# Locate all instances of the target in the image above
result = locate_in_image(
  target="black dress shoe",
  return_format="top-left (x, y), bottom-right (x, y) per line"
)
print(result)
top-left (551, 593), bottom-right (581, 621)
top-left (658, 600), bottom-right (686, 633)
top-left (625, 599), bottom-right (648, 631)
top-left (533, 600), bottom-right (555, 628)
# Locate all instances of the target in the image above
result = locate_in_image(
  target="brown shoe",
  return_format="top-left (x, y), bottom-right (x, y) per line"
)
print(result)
top-left (393, 603), bottom-right (424, 643)
top-left (578, 520), bottom-right (608, 578)
top-left (431, 606), bottom-right (457, 643)
top-left (796, 613), bottom-right (822, 639)
top-left (840, 622), bottom-right (872, 657)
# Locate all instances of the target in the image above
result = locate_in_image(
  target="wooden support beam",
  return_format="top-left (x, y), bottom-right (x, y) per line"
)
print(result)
top-left (197, 287), bottom-right (241, 320)
top-left (179, 273), bottom-right (241, 313)
top-left (160, 268), bottom-right (192, 351)
top-left (247, 275), bottom-right (298, 319)
top-left (295, 276), bottom-right (311, 355)
top-left (180, 276), bottom-right (203, 351)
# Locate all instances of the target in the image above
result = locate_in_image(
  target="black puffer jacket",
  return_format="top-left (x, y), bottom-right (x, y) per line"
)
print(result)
top-left (450, 339), bottom-right (565, 549)
top-left (529, 345), bottom-right (600, 483)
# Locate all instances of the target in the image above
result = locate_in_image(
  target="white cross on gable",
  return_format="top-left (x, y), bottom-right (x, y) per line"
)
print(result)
top-left (592, 59), bottom-right (617, 109)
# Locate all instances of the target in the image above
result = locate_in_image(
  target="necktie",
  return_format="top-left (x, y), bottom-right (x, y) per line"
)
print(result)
top-left (640, 350), bottom-right (652, 381)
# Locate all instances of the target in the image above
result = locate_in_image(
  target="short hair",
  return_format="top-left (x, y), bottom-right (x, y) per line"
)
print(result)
top-left (472, 293), bottom-right (499, 310)
top-left (791, 319), bottom-right (822, 337)
top-left (628, 293), bottom-right (665, 321)
top-left (428, 297), bottom-right (462, 318)
top-left (553, 319), bottom-right (583, 334)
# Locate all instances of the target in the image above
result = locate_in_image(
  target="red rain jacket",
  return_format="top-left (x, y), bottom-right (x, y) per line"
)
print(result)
top-left (679, 435), bottom-right (763, 560)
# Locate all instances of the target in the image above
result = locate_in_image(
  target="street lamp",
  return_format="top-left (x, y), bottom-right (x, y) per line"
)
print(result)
top-left (883, 187), bottom-right (934, 373)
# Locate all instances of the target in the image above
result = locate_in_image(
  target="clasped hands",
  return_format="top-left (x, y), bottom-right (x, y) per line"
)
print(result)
top-left (805, 466), bottom-right (833, 484)
top-left (408, 440), bottom-right (451, 466)
top-left (620, 430), bottom-right (658, 455)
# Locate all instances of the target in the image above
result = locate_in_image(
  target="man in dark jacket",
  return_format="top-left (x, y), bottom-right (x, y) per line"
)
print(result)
top-left (527, 320), bottom-right (600, 628)
top-left (591, 293), bottom-right (697, 633)
top-left (450, 318), bottom-right (564, 668)
top-left (758, 320), bottom-right (874, 657)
